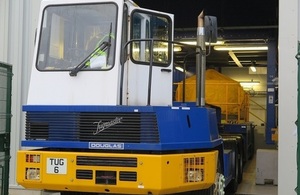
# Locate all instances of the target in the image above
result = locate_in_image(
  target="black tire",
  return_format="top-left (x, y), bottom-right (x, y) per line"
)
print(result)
top-left (232, 135), bottom-right (244, 184)
top-left (221, 134), bottom-right (244, 184)
top-left (224, 139), bottom-right (239, 193)
top-left (249, 124), bottom-right (255, 160)
top-left (225, 160), bottom-right (238, 193)
top-left (237, 142), bottom-right (244, 184)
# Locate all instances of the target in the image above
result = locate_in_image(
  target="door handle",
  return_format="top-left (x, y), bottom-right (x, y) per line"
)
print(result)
top-left (161, 68), bottom-right (172, 73)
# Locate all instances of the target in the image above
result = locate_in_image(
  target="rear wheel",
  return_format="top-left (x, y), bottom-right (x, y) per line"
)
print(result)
top-left (200, 159), bottom-right (226, 195)
top-left (237, 141), bottom-right (244, 183)
top-left (224, 141), bottom-right (239, 193)
top-left (221, 134), bottom-right (244, 184)
top-left (211, 172), bottom-right (226, 195)
top-left (193, 172), bottom-right (225, 195)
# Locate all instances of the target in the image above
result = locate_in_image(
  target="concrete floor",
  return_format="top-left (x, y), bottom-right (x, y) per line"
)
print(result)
top-left (235, 126), bottom-right (278, 195)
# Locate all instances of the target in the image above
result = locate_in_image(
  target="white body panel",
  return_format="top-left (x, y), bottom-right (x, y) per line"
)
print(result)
top-left (27, 0), bottom-right (125, 106)
top-left (125, 6), bottom-right (174, 106)
top-left (126, 65), bottom-right (173, 106)
top-left (27, 70), bottom-right (119, 105)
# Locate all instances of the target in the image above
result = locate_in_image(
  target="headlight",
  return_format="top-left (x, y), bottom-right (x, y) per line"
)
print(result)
top-left (26, 168), bottom-right (40, 180)
top-left (187, 170), bottom-right (203, 182)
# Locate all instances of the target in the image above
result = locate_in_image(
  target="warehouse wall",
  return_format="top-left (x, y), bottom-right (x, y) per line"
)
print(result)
top-left (0, 1), bottom-right (8, 60)
top-left (278, 0), bottom-right (298, 194)
top-left (0, 0), bottom-right (41, 187)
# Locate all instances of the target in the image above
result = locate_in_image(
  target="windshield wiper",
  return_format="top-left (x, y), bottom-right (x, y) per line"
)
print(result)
top-left (69, 22), bottom-right (114, 77)
top-left (69, 41), bottom-right (110, 76)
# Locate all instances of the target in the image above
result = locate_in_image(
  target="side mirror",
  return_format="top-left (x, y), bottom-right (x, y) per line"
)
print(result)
top-left (205, 16), bottom-right (218, 43)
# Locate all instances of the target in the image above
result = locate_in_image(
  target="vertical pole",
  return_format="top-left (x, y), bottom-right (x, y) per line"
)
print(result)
top-left (147, 39), bottom-right (154, 106)
top-left (196, 11), bottom-right (206, 107)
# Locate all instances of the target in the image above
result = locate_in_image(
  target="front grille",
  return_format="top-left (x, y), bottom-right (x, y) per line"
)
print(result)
top-left (76, 169), bottom-right (93, 180)
top-left (25, 111), bottom-right (159, 143)
top-left (79, 113), bottom-right (159, 143)
top-left (25, 112), bottom-right (79, 141)
top-left (119, 171), bottom-right (137, 181)
top-left (77, 156), bottom-right (137, 167)
top-left (25, 122), bottom-right (49, 140)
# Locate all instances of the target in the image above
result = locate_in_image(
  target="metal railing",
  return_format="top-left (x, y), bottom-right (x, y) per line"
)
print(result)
top-left (120, 39), bottom-right (203, 106)
top-left (0, 62), bottom-right (12, 195)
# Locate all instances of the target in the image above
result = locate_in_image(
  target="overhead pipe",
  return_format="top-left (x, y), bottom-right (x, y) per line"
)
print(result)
top-left (196, 11), bottom-right (206, 106)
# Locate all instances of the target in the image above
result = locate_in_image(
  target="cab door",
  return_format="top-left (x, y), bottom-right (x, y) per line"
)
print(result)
top-left (124, 7), bottom-right (174, 106)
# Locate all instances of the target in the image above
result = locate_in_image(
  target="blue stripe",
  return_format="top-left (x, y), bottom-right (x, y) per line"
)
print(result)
top-left (21, 139), bottom-right (222, 150)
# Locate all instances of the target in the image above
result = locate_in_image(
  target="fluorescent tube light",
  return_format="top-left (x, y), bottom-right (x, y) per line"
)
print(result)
top-left (214, 45), bottom-right (268, 51)
top-left (239, 80), bottom-right (260, 87)
top-left (180, 41), bottom-right (224, 45)
top-left (228, 51), bottom-right (243, 67)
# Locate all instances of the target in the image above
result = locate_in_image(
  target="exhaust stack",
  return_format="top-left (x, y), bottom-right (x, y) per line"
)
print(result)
top-left (196, 11), bottom-right (206, 107)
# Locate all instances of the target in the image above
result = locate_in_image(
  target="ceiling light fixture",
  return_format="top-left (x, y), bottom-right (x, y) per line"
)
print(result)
top-left (250, 66), bottom-right (257, 72)
top-left (174, 46), bottom-right (182, 52)
top-left (228, 51), bottom-right (243, 67)
top-left (180, 40), bottom-right (224, 46)
top-left (239, 80), bottom-right (260, 88)
top-left (214, 45), bottom-right (268, 51)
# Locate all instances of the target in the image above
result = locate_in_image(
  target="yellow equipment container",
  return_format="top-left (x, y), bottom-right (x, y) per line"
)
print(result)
top-left (175, 69), bottom-right (249, 124)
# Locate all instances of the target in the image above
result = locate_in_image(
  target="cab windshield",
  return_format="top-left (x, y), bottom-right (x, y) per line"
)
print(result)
top-left (37, 3), bottom-right (117, 71)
